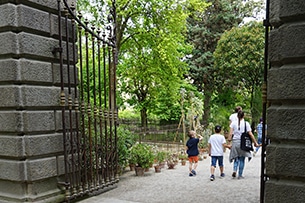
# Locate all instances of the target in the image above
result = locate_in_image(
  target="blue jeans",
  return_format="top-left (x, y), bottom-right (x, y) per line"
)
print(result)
top-left (211, 156), bottom-right (224, 167)
top-left (233, 157), bottom-right (245, 177)
top-left (255, 137), bottom-right (262, 152)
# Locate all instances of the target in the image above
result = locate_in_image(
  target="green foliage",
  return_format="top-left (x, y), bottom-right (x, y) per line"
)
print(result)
top-left (76, 0), bottom-right (265, 131)
top-left (154, 151), bottom-right (167, 164)
top-left (214, 21), bottom-right (265, 88)
top-left (178, 153), bottom-right (188, 160)
top-left (129, 143), bottom-right (154, 168)
top-left (116, 0), bottom-right (194, 125)
top-left (198, 128), bottom-right (212, 149)
top-left (119, 109), bottom-right (141, 119)
top-left (117, 126), bottom-right (137, 169)
top-left (209, 105), bottom-right (231, 133)
top-left (165, 151), bottom-right (179, 165)
top-left (76, 0), bottom-right (209, 124)
top-left (186, 0), bottom-right (264, 128)
top-left (214, 21), bottom-right (265, 121)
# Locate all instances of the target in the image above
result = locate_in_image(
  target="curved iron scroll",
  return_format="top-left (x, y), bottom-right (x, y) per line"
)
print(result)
top-left (62, 0), bottom-right (116, 47)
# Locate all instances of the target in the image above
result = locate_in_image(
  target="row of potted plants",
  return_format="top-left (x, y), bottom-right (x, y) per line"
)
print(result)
top-left (128, 143), bottom-right (190, 175)
top-left (117, 126), bottom-right (210, 176)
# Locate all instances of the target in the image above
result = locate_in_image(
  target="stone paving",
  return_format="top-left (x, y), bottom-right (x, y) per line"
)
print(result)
top-left (76, 149), bottom-right (262, 203)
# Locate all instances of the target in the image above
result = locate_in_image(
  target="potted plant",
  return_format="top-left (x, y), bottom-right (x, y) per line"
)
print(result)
top-left (154, 151), bottom-right (167, 172)
top-left (178, 154), bottom-right (188, 166)
top-left (128, 155), bottom-right (137, 171)
top-left (129, 143), bottom-right (154, 176)
top-left (166, 152), bottom-right (178, 169)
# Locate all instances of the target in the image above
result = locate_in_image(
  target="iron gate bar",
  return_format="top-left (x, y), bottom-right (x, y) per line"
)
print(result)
top-left (71, 7), bottom-right (82, 196)
top-left (97, 28), bottom-right (104, 189)
top-left (77, 12), bottom-right (89, 195)
top-left (91, 26), bottom-right (98, 190)
top-left (56, 0), bottom-right (70, 200)
top-left (261, 0), bottom-right (271, 202)
top-left (64, 6), bottom-right (75, 198)
top-left (71, 4), bottom-right (82, 196)
top-left (100, 31), bottom-right (106, 187)
top-left (57, 0), bottom-right (118, 201)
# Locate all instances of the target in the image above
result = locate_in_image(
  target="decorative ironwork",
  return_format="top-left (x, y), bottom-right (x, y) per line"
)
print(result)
top-left (56, 0), bottom-right (118, 201)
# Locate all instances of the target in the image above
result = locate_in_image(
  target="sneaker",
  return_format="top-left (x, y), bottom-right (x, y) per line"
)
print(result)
top-left (210, 174), bottom-right (215, 181)
top-left (238, 176), bottom-right (245, 179)
top-left (253, 151), bottom-right (256, 157)
top-left (189, 173), bottom-right (194, 177)
top-left (191, 170), bottom-right (196, 175)
top-left (232, 172), bottom-right (236, 178)
top-left (220, 173), bottom-right (225, 178)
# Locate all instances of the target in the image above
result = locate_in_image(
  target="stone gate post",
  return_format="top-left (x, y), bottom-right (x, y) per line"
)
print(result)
top-left (0, 1), bottom-right (67, 202)
top-left (266, 0), bottom-right (305, 202)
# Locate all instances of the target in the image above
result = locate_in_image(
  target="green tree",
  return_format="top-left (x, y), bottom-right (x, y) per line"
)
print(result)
top-left (214, 21), bottom-right (265, 122)
top-left (77, 0), bottom-right (209, 128)
top-left (186, 0), bottom-right (264, 128)
top-left (117, 0), bottom-right (190, 128)
top-left (115, 0), bottom-right (209, 128)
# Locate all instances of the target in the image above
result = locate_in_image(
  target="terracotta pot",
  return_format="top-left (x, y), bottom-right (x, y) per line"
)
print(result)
top-left (167, 163), bottom-right (175, 169)
top-left (135, 166), bottom-right (145, 176)
top-left (129, 163), bottom-right (135, 171)
top-left (154, 165), bottom-right (161, 173)
top-left (159, 162), bottom-right (166, 168)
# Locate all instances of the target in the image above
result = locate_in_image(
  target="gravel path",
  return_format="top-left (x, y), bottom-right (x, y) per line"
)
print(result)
top-left (77, 150), bottom-right (262, 203)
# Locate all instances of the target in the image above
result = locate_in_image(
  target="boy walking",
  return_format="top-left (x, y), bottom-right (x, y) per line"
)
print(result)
top-left (208, 125), bottom-right (229, 181)
top-left (186, 130), bottom-right (203, 176)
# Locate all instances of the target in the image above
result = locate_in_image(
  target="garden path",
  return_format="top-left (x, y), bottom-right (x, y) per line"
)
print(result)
top-left (76, 149), bottom-right (262, 203)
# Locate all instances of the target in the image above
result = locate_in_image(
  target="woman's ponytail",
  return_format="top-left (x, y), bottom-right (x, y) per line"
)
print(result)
top-left (237, 111), bottom-right (244, 130)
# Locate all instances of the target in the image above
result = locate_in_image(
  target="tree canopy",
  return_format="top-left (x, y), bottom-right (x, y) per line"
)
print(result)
top-left (214, 21), bottom-right (265, 122)
top-left (113, 0), bottom-right (209, 127)
top-left (76, 0), bottom-right (265, 129)
top-left (186, 0), bottom-right (264, 128)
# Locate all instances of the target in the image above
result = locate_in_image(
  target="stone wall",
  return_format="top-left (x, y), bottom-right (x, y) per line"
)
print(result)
top-left (0, 1), bottom-right (66, 202)
top-left (1, 0), bottom-right (305, 202)
top-left (266, 0), bottom-right (305, 202)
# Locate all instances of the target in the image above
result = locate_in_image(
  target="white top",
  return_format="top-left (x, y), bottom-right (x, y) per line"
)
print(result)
top-left (230, 119), bottom-right (252, 140)
top-left (229, 113), bottom-right (238, 123)
top-left (208, 133), bottom-right (226, 156)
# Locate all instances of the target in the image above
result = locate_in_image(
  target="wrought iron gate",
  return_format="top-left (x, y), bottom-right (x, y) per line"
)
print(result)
top-left (55, 0), bottom-right (118, 201)
top-left (261, 0), bottom-right (271, 202)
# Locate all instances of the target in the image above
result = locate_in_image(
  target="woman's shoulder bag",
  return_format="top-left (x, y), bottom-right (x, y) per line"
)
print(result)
top-left (240, 121), bottom-right (254, 152)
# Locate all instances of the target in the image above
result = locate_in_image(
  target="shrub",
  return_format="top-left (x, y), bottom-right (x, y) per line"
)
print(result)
top-left (117, 127), bottom-right (137, 169)
top-left (129, 143), bottom-right (154, 169)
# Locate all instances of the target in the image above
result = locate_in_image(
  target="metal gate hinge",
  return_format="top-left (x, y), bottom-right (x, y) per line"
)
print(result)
top-left (52, 47), bottom-right (63, 55)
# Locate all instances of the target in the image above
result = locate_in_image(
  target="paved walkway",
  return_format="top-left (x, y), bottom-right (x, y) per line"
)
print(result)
top-left (76, 150), bottom-right (262, 203)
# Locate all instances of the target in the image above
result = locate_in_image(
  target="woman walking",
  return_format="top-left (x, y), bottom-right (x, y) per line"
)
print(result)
top-left (228, 111), bottom-right (259, 179)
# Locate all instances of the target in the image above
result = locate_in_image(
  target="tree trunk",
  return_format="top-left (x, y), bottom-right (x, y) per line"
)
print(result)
top-left (140, 107), bottom-right (148, 131)
top-left (202, 91), bottom-right (211, 129)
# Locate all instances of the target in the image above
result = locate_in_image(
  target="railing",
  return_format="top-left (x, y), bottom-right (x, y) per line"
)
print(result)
top-left (55, 0), bottom-right (118, 202)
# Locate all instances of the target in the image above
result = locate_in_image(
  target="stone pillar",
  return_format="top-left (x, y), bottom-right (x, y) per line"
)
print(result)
top-left (0, 1), bottom-right (66, 202)
top-left (266, 0), bottom-right (305, 202)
